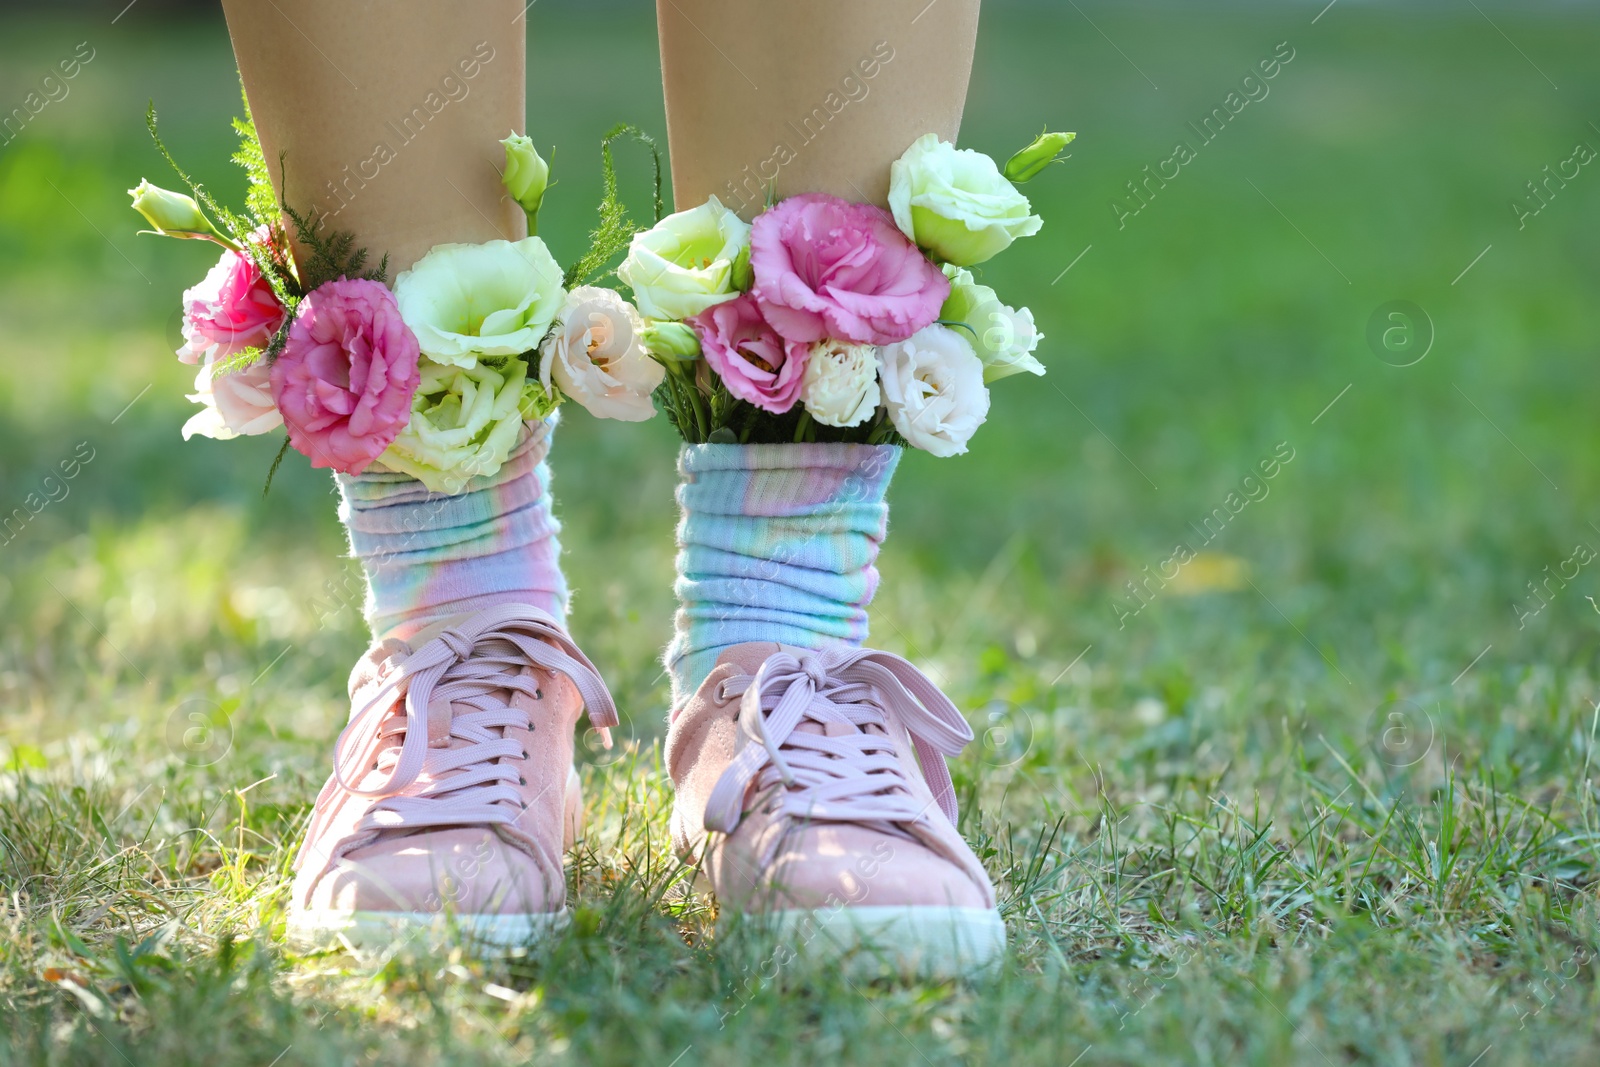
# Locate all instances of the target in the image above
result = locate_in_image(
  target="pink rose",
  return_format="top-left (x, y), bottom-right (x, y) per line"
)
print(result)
top-left (270, 278), bottom-right (421, 474)
top-left (750, 193), bottom-right (949, 346)
top-left (688, 292), bottom-right (809, 414)
top-left (177, 241), bottom-right (285, 363)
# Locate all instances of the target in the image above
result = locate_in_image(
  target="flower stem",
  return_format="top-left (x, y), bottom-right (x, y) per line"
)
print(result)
top-left (690, 378), bottom-right (710, 441)
top-left (792, 410), bottom-right (812, 443)
top-left (203, 230), bottom-right (244, 253)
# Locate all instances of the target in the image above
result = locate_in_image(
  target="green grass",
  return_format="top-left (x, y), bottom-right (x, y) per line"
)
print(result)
top-left (4, 3), bottom-right (1600, 1063)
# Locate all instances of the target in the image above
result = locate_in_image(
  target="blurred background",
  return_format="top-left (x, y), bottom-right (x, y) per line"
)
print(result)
top-left (1, 0), bottom-right (1597, 774)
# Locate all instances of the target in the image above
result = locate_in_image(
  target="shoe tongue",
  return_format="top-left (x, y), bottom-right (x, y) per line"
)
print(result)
top-left (429, 661), bottom-right (538, 747)
top-left (396, 610), bottom-right (482, 649)
top-left (788, 712), bottom-right (880, 742)
top-left (426, 695), bottom-right (455, 747)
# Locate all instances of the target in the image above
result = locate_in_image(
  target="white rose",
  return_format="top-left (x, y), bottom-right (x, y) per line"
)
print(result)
top-left (617, 195), bottom-right (750, 320)
top-left (877, 324), bottom-right (990, 457)
top-left (539, 286), bottom-right (664, 423)
top-left (800, 339), bottom-right (880, 428)
top-left (181, 356), bottom-right (282, 441)
top-left (393, 238), bottom-right (566, 367)
top-left (941, 266), bottom-right (1045, 382)
top-left (379, 356), bottom-right (556, 495)
top-left (888, 133), bottom-right (1042, 266)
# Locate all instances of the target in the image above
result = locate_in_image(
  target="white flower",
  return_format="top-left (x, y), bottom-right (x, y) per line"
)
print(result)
top-left (379, 356), bottom-right (556, 495)
top-left (941, 266), bottom-right (1045, 382)
top-left (800, 339), bottom-right (880, 428)
top-left (181, 356), bottom-right (282, 441)
top-left (393, 238), bottom-right (565, 367)
top-left (539, 286), bottom-right (663, 422)
top-left (877, 324), bottom-right (990, 457)
top-left (888, 134), bottom-right (1042, 266)
top-left (617, 195), bottom-right (750, 320)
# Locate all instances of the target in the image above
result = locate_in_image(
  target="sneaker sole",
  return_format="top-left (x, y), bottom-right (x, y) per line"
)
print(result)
top-left (286, 906), bottom-right (570, 952)
top-left (287, 768), bottom-right (586, 955)
top-left (730, 905), bottom-right (1006, 980)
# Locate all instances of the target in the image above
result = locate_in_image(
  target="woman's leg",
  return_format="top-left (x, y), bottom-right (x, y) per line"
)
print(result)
top-left (221, 0), bottom-right (524, 271)
top-left (219, 5), bottom-right (609, 949)
top-left (655, 1), bottom-right (1004, 977)
top-left (656, 0), bottom-right (980, 214)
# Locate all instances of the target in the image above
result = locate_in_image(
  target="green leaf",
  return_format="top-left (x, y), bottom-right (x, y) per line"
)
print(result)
top-left (262, 435), bottom-right (292, 498)
top-left (209, 346), bottom-right (265, 378)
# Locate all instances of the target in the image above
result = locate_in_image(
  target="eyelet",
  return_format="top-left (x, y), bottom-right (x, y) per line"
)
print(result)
top-left (518, 776), bottom-right (527, 786)
top-left (521, 749), bottom-right (529, 759)
top-left (525, 721), bottom-right (535, 731)
top-left (534, 688), bottom-right (543, 700)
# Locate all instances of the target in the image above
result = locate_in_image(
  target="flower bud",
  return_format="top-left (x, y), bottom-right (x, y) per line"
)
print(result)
top-left (730, 241), bottom-right (754, 291)
top-left (129, 179), bottom-right (233, 245)
top-left (1002, 130), bottom-right (1076, 183)
top-left (640, 320), bottom-right (702, 362)
top-left (500, 133), bottom-right (550, 234)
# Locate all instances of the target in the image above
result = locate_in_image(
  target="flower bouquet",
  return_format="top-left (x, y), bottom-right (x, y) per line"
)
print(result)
top-left (619, 130), bottom-right (1073, 457)
top-left (132, 98), bottom-right (667, 494)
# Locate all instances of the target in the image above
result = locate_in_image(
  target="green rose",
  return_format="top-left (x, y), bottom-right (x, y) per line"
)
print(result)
top-left (617, 195), bottom-right (750, 320)
top-left (393, 237), bottom-right (566, 367)
top-left (888, 134), bottom-right (1042, 266)
top-left (941, 266), bottom-right (1045, 382)
top-left (379, 356), bottom-right (557, 495)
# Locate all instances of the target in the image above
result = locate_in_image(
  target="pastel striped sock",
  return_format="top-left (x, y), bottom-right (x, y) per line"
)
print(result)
top-left (336, 419), bottom-right (568, 639)
top-left (665, 442), bottom-right (900, 708)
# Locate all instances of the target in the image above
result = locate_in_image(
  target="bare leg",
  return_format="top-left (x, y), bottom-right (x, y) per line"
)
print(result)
top-left (220, 0), bottom-right (525, 272)
top-left (655, 0), bottom-right (980, 216)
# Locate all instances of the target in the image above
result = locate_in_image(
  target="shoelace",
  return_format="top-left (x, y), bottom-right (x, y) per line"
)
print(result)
top-left (298, 605), bottom-right (617, 867)
top-left (702, 646), bottom-right (974, 836)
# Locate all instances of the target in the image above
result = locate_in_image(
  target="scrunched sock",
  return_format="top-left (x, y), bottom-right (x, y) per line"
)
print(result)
top-left (335, 419), bottom-right (568, 639)
top-left (665, 442), bottom-right (900, 711)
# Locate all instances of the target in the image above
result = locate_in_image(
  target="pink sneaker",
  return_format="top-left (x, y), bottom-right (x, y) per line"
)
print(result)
top-left (287, 604), bottom-right (617, 950)
top-left (665, 643), bottom-right (1006, 977)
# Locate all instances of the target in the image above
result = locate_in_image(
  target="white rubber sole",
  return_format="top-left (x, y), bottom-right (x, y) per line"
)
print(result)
top-left (286, 906), bottom-right (570, 952)
top-left (725, 905), bottom-right (1006, 980)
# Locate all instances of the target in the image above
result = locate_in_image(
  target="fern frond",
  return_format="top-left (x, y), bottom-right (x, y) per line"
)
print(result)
top-left (563, 123), bottom-right (664, 288)
top-left (230, 85), bottom-right (278, 228)
top-left (145, 102), bottom-right (256, 247)
top-left (278, 154), bottom-right (388, 291)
